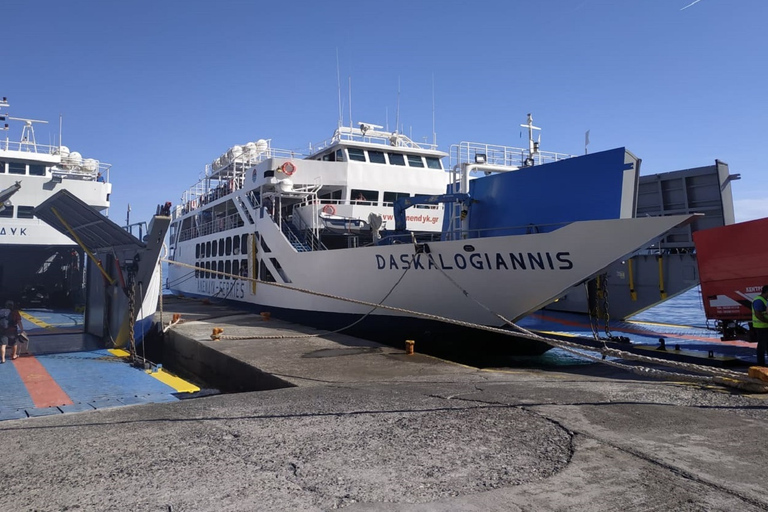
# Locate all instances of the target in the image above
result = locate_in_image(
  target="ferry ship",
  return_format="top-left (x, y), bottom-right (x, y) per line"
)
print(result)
top-left (165, 119), bottom-right (694, 355)
top-left (0, 97), bottom-right (111, 308)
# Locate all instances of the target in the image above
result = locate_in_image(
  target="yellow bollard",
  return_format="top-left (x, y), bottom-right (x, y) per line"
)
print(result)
top-left (405, 340), bottom-right (415, 355)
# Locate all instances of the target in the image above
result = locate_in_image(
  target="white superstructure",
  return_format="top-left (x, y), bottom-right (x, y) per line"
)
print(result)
top-left (0, 97), bottom-right (112, 306)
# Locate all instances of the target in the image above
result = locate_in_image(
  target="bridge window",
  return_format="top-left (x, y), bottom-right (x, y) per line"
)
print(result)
top-left (388, 153), bottom-right (406, 166)
top-left (425, 157), bottom-right (442, 169)
top-left (407, 155), bottom-right (424, 168)
top-left (29, 164), bottom-right (46, 176)
top-left (368, 150), bottom-right (386, 164)
top-left (347, 148), bottom-right (366, 162)
top-left (8, 162), bottom-right (25, 175)
top-left (206, 241), bottom-right (211, 258)
top-left (212, 239), bottom-right (218, 257)
top-left (232, 235), bottom-right (240, 255)
top-left (0, 160), bottom-right (6, 173)
top-left (241, 235), bottom-right (248, 255)
top-left (226, 237), bottom-right (232, 256)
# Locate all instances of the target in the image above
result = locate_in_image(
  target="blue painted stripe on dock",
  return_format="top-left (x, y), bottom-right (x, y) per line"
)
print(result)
top-left (0, 349), bottom-right (182, 421)
top-left (34, 350), bottom-right (181, 404)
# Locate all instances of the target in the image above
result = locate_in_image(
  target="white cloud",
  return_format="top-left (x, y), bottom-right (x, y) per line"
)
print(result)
top-left (734, 198), bottom-right (767, 223)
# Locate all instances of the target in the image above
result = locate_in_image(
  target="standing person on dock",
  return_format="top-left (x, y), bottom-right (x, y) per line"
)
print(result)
top-left (0, 300), bottom-right (23, 363)
top-left (753, 285), bottom-right (768, 366)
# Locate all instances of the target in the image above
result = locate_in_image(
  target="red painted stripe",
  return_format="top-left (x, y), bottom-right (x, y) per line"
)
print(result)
top-left (13, 356), bottom-right (73, 409)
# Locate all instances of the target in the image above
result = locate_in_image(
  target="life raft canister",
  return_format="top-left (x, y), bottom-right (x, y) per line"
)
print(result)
top-left (280, 161), bottom-right (297, 176)
top-left (322, 204), bottom-right (336, 215)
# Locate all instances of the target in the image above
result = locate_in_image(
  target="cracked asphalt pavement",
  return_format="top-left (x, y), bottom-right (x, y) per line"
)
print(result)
top-left (2, 363), bottom-right (767, 511)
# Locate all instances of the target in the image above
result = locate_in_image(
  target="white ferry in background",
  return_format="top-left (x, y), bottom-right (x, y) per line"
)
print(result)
top-left (165, 118), bottom-right (694, 355)
top-left (0, 97), bottom-right (112, 308)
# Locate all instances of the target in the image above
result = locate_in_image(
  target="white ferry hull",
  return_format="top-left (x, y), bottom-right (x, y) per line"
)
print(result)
top-left (169, 214), bottom-right (693, 355)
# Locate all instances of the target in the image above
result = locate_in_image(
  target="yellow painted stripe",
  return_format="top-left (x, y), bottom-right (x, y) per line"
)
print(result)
top-left (107, 349), bottom-right (199, 392)
top-left (149, 368), bottom-right (200, 393)
top-left (626, 319), bottom-right (693, 329)
top-left (19, 311), bottom-right (54, 329)
top-left (538, 330), bottom-right (579, 338)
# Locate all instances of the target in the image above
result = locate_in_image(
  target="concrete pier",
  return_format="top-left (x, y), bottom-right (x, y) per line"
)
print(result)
top-left (1, 296), bottom-right (767, 511)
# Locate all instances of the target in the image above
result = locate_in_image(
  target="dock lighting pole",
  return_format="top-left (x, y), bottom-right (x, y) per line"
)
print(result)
top-left (126, 204), bottom-right (131, 227)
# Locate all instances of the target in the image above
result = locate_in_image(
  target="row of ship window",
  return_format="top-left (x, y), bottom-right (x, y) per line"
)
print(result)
top-left (196, 236), bottom-right (249, 258)
top-left (318, 148), bottom-right (442, 169)
top-left (196, 259), bottom-right (249, 279)
top-left (0, 205), bottom-right (36, 219)
top-left (0, 161), bottom-right (47, 175)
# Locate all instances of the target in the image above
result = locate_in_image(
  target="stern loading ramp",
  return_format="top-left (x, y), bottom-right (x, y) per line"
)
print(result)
top-left (0, 310), bottom-right (199, 421)
top-left (0, 191), bottom-right (199, 421)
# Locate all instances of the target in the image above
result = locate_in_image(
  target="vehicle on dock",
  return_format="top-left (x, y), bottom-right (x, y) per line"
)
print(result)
top-left (0, 97), bottom-right (112, 309)
top-left (693, 216), bottom-right (768, 341)
top-left (165, 116), bottom-right (694, 355)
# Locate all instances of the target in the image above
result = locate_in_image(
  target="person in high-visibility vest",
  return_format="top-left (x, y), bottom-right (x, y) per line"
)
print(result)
top-left (753, 285), bottom-right (768, 366)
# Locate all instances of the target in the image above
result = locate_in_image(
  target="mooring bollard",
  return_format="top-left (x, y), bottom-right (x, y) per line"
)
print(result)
top-left (405, 339), bottom-right (415, 355)
top-left (260, 312), bottom-right (271, 321)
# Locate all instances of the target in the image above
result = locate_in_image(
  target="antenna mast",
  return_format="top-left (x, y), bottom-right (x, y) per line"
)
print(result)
top-left (9, 116), bottom-right (48, 151)
top-left (395, 77), bottom-right (401, 134)
top-left (336, 49), bottom-right (342, 129)
top-left (520, 113), bottom-right (541, 166)
top-left (432, 73), bottom-right (436, 146)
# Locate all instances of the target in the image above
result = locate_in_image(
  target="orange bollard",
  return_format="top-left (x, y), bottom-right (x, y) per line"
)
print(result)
top-left (172, 313), bottom-right (181, 323)
top-left (748, 366), bottom-right (768, 382)
top-left (211, 327), bottom-right (224, 341)
top-left (260, 312), bottom-right (271, 321)
top-left (405, 340), bottom-right (415, 355)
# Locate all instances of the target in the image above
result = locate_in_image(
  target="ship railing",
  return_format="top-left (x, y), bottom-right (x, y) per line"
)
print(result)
top-left (205, 147), bottom-right (302, 178)
top-left (290, 209), bottom-right (326, 251)
top-left (178, 212), bottom-right (245, 242)
top-left (1, 139), bottom-right (112, 178)
top-left (449, 141), bottom-right (575, 169)
top-left (440, 220), bottom-right (574, 241)
top-left (311, 125), bottom-right (439, 154)
top-left (124, 221), bottom-right (149, 241)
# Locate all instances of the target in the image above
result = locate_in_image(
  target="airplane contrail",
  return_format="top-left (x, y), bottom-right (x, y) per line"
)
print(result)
top-left (680, 0), bottom-right (704, 10)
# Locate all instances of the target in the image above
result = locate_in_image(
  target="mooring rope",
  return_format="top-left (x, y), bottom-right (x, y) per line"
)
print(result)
top-left (161, 258), bottom-right (768, 393)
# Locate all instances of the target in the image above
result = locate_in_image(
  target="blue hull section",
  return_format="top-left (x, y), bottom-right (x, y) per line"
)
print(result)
top-left (459, 147), bottom-right (634, 237)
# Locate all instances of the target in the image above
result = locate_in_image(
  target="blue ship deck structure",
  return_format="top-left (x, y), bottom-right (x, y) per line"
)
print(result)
top-left (517, 311), bottom-right (756, 368)
top-left (0, 309), bottom-right (199, 422)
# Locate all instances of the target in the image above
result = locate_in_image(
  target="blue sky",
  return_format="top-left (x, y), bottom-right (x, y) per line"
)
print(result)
top-left (3, 0), bottom-right (766, 225)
